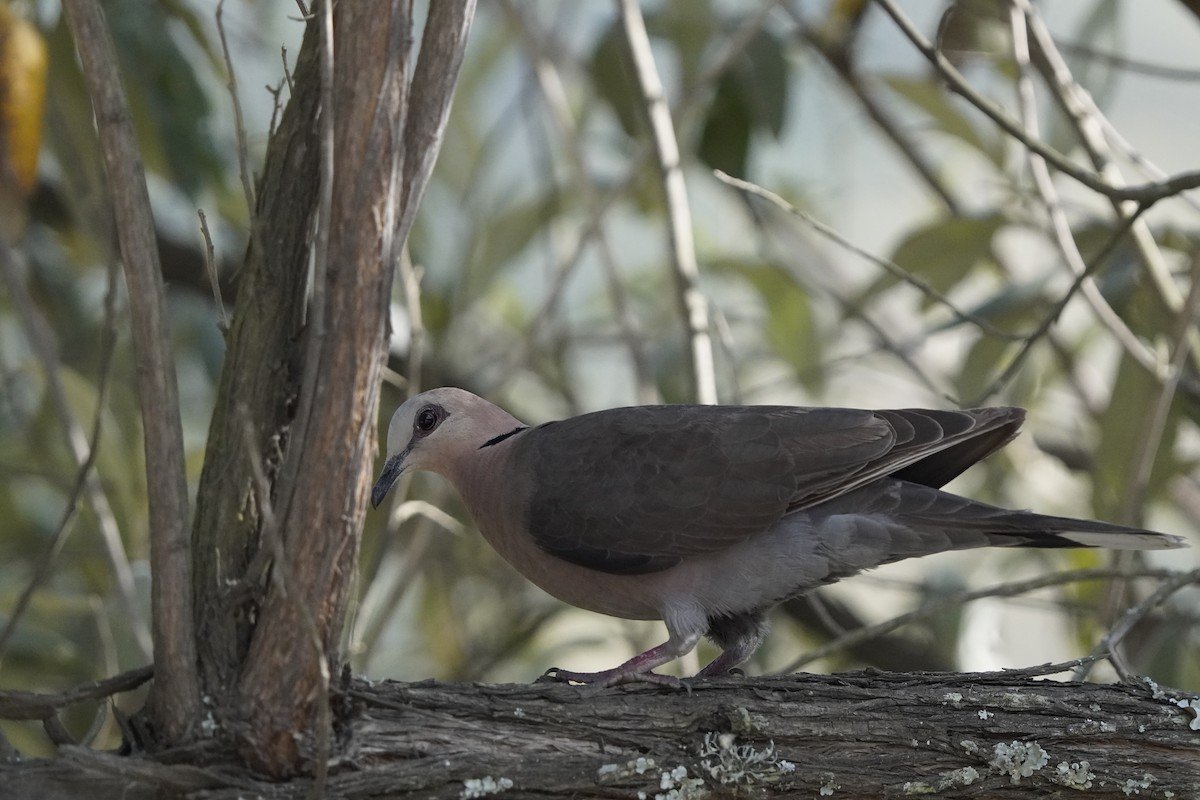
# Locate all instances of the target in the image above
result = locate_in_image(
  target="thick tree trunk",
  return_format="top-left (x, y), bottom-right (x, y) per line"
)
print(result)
top-left (184, 0), bottom-right (475, 775)
top-left (2, 671), bottom-right (1197, 799)
top-left (189, 10), bottom-right (322, 714)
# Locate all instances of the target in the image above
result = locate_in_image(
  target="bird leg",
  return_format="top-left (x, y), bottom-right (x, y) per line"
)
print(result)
top-left (543, 630), bottom-right (701, 689)
top-left (697, 611), bottom-right (768, 678)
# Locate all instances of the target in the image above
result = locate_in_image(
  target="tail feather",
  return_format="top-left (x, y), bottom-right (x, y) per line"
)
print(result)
top-left (818, 479), bottom-right (1189, 560)
top-left (993, 522), bottom-right (1187, 551)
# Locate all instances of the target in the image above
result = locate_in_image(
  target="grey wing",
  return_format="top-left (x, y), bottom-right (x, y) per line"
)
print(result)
top-left (521, 404), bottom-right (1024, 575)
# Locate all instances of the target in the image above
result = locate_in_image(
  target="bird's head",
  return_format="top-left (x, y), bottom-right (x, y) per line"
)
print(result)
top-left (370, 387), bottom-right (526, 508)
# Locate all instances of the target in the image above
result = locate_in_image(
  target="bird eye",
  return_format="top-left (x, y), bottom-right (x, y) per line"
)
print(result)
top-left (415, 406), bottom-right (441, 433)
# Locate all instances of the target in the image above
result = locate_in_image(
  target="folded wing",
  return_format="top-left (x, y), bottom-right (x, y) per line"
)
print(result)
top-left (519, 404), bottom-right (1023, 574)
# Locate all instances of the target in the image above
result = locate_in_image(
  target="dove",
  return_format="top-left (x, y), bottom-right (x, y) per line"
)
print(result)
top-left (370, 387), bottom-right (1187, 686)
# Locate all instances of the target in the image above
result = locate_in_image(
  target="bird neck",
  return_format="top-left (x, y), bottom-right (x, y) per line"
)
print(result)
top-left (450, 435), bottom-right (527, 543)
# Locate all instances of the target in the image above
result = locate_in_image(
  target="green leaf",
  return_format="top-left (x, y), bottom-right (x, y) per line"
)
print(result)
top-left (881, 74), bottom-right (1003, 165)
top-left (589, 20), bottom-right (640, 140)
top-left (1091, 353), bottom-right (1180, 522)
top-left (866, 214), bottom-right (1006, 306)
top-left (699, 72), bottom-right (753, 176)
top-left (713, 261), bottom-right (824, 392)
top-left (108, 0), bottom-right (225, 197)
top-left (737, 29), bottom-right (790, 138)
top-left (697, 29), bottom-right (790, 175)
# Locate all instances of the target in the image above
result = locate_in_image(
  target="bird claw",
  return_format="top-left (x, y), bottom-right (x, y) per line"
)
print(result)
top-left (539, 666), bottom-right (690, 692)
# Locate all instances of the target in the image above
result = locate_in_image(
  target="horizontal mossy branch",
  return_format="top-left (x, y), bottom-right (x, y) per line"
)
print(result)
top-left (2, 669), bottom-right (1198, 799)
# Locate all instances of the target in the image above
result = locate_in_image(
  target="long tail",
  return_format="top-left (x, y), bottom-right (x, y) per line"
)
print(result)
top-left (813, 480), bottom-right (1187, 571)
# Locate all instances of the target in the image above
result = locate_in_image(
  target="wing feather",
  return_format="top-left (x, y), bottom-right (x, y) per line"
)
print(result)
top-left (520, 404), bottom-right (1023, 574)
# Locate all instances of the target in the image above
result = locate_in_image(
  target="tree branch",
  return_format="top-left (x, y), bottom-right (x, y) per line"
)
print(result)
top-left (2, 673), bottom-right (1197, 798)
top-left (871, 0), bottom-right (1200, 205)
top-left (236, 0), bottom-right (476, 774)
top-left (619, 0), bottom-right (717, 404)
top-left (61, 0), bottom-right (199, 742)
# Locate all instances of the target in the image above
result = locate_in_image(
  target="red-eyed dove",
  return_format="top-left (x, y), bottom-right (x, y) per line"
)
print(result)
top-left (370, 387), bottom-right (1187, 686)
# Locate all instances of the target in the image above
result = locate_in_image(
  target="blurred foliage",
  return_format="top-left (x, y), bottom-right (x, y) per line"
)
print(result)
top-left (3, 0), bottom-right (1200, 756)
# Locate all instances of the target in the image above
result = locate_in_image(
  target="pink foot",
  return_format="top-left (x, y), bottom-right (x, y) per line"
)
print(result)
top-left (541, 666), bottom-right (684, 689)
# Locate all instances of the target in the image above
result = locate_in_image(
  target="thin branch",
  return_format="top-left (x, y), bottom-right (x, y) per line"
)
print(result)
top-left (714, 170), bottom-right (1020, 341)
top-left (1056, 39), bottom-right (1200, 81)
top-left (197, 208), bottom-right (229, 331)
top-left (491, 4), bottom-right (795, 391)
top-left (0, 243), bottom-right (150, 664)
top-left (1078, 567), bottom-right (1200, 682)
top-left (63, 0), bottom-right (199, 740)
top-left (787, 7), bottom-right (962, 214)
top-left (502, 0), bottom-right (656, 403)
top-left (397, 247), bottom-right (424, 394)
top-left (395, 0), bottom-right (478, 249)
top-left (782, 566), bottom-right (1182, 672)
top-left (0, 666), bottom-right (153, 721)
top-left (870, 0), bottom-right (1200, 205)
top-left (970, 204), bottom-right (1148, 405)
top-left (619, 0), bottom-right (717, 404)
top-left (1119, 250), bottom-right (1200, 526)
top-left (1018, 1), bottom-right (1200, 373)
top-left (1008, 7), bottom-right (1164, 382)
top-left (215, 0), bottom-right (256, 214)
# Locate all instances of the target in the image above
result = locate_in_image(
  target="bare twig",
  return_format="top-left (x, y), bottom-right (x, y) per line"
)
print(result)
top-left (619, 0), bottom-right (717, 405)
top-left (787, 6), bottom-right (961, 214)
top-left (215, 0), bottom-right (256, 214)
top-left (1077, 567), bottom-right (1200, 682)
top-left (1056, 40), bottom-right (1200, 81)
top-left (501, 0), bottom-right (656, 403)
top-left (1018, 1), bottom-right (1200, 373)
top-left (0, 244), bottom-right (150, 664)
top-left (1119, 251), bottom-right (1200, 526)
top-left (970, 204), bottom-right (1148, 405)
top-left (782, 566), bottom-right (1182, 672)
top-left (397, 247), bottom-right (424, 394)
top-left (491, 4), bottom-right (795, 393)
top-left (1008, 8), bottom-right (1163, 382)
top-left (871, 0), bottom-right (1200, 205)
top-left (714, 170), bottom-right (1019, 341)
top-left (395, 0), bottom-right (478, 248)
top-left (0, 665), bottom-right (153, 721)
top-left (197, 209), bottom-right (229, 330)
top-left (63, 0), bottom-right (199, 740)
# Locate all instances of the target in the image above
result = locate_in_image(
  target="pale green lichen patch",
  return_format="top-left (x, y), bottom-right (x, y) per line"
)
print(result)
top-left (699, 732), bottom-right (796, 788)
top-left (600, 759), bottom-right (708, 800)
top-left (990, 741), bottom-right (1048, 784)
top-left (1175, 698), bottom-right (1200, 730)
top-left (998, 692), bottom-right (1051, 710)
top-left (597, 756), bottom-right (659, 781)
top-left (1053, 761), bottom-right (1094, 789)
top-left (902, 766), bottom-right (980, 794)
top-left (647, 765), bottom-right (708, 800)
top-left (1121, 773), bottom-right (1156, 796)
top-left (460, 776), bottom-right (514, 798)
top-left (819, 772), bottom-right (839, 796)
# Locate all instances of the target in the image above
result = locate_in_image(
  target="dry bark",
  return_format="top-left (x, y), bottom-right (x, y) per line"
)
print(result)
top-left (61, 0), bottom-right (200, 741)
top-left (2, 670), bottom-right (1198, 799)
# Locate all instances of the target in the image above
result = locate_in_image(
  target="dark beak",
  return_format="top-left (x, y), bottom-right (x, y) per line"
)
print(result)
top-left (371, 453), bottom-right (406, 508)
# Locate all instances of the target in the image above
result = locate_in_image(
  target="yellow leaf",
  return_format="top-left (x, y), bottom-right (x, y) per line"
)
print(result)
top-left (0, 2), bottom-right (46, 241)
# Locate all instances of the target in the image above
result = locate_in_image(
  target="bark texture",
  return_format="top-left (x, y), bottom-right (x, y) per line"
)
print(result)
top-left (2, 671), bottom-right (1198, 799)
